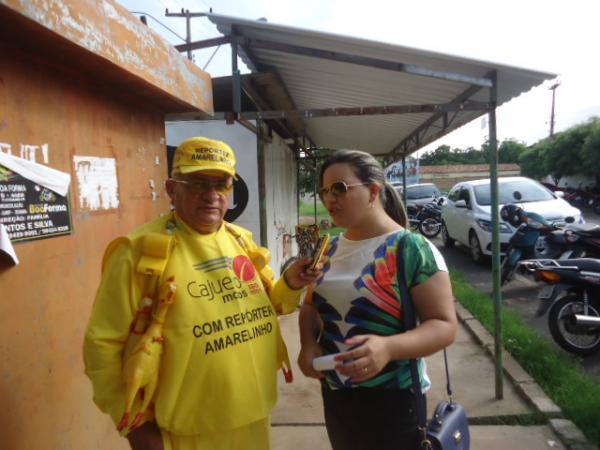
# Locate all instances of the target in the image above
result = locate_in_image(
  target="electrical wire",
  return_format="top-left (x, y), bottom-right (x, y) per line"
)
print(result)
top-left (130, 11), bottom-right (187, 42)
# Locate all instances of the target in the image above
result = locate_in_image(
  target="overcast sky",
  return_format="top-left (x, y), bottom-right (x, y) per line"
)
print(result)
top-left (117, 0), bottom-right (600, 156)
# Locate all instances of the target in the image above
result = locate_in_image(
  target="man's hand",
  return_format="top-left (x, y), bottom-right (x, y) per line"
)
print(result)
top-left (283, 257), bottom-right (326, 290)
top-left (127, 421), bottom-right (164, 450)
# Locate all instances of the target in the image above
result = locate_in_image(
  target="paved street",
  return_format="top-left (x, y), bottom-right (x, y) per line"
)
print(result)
top-left (433, 208), bottom-right (600, 382)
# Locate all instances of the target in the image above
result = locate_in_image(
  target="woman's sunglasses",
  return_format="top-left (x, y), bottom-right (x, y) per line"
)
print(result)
top-left (318, 181), bottom-right (370, 201)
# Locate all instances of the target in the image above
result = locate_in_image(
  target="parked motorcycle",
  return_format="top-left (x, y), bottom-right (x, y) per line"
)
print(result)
top-left (407, 198), bottom-right (443, 238)
top-left (499, 194), bottom-right (566, 285)
top-left (520, 258), bottom-right (600, 356)
top-left (542, 222), bottom-right (600, 260)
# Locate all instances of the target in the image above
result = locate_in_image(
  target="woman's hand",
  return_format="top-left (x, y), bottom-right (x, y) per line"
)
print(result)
top-left (297, 340), bottom-right (325, 380)
top-left (283, 257), bottom-right (326, 290)
top-left (127, 421), bottom-right (164, 450)
top-left (333, 334), bottom-right (392, 383)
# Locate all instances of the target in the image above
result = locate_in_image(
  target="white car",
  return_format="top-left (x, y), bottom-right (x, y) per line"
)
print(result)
top-left (440, 177), bottom-right (584, 263)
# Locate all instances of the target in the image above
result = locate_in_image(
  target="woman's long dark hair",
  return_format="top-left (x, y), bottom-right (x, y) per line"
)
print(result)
top-left (319, 150), bottom-right (408, 227)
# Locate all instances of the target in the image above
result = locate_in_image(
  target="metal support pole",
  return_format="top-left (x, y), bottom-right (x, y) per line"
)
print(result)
top-left (231, 34), bottom-right (241, 115)
top-left (549, 81), bottom-right (560, 138)
top-left (313, 154), bottom-right (318, 224)
top-left (488, 71), bottom-right (503, 400)
top-left (257, 120), bottom-right (268, 247)
top-left (402, 156), bottom-right (407, 206)
top-left (185, 10), bottom-right (192, 60)
top-left (296, 148), bottom-right (301, 225)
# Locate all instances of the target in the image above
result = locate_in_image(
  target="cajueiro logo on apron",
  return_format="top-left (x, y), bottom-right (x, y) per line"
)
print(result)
top-left (190, 255), bottom-right (262, 303)
top-left (232, 255), bottom-right (262, 295)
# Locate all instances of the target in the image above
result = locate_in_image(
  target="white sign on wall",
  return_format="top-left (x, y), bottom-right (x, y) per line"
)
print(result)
top-left (73, 156), bottom-right (120, 211)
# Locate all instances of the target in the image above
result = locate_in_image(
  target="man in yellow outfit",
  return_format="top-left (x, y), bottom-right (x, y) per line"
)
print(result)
top-left (84, 136), bottom-right (320, 450)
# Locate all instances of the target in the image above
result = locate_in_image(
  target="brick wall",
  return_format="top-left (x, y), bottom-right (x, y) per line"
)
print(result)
top-left (419, 164), bottom-right (520, 191)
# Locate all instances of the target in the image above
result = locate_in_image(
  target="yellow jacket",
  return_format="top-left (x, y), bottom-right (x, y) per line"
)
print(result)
top-left (83, 213), bottom-right (302, 435)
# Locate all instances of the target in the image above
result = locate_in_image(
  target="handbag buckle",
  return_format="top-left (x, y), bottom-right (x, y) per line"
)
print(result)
top-left (454, 429), bottom-right (463, 443)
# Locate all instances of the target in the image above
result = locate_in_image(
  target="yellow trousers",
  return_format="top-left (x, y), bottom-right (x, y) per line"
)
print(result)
top-left (161, 417), bottom-right (271, 450)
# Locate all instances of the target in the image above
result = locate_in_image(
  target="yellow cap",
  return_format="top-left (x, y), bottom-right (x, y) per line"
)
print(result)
top-left (172, 136), bottom-right (236, 177)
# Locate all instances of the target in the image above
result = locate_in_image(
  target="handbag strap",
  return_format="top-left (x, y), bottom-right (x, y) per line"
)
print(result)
top-left (396, 233), bottom-right (453, 430)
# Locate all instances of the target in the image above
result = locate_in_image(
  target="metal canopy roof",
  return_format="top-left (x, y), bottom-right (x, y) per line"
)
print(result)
top-left (197, 13), bottom-right (556, 159)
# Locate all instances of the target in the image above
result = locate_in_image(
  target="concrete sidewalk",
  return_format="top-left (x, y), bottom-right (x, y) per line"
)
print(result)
top-left (271, 304), bottom-right (597, 450)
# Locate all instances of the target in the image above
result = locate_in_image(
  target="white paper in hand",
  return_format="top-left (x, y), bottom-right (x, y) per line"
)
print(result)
top-left (312, 354), bottom-right (338, 371)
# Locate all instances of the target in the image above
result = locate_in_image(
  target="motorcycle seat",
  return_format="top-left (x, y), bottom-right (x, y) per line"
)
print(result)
top-left (553, 258), bottom-right (600, 272)
top-left (568, 223), bottom-right (600, 237)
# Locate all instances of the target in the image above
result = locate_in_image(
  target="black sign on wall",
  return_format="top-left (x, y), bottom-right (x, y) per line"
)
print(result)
top-left (0, 166), bottom-right (72, 242)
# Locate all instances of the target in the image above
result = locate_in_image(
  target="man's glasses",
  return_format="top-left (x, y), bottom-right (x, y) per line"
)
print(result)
top-left (170, 178), bottom-right (233, 195)
top-left (318, 181), bottom-right (370, 201)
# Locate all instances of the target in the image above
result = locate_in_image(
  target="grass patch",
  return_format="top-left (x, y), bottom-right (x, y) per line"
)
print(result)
top-left (451, 271), bottom-right (600, 446)
top-left (299, 200), bottom-right (329, 217)
top-left (299, 200), bottom-right (344, 237)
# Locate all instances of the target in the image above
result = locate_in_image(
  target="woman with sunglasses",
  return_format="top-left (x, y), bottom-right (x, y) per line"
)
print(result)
top-left (298, 150), bottom-right (457, 450)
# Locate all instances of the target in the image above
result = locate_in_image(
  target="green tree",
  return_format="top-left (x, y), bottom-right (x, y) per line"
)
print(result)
top-left (519, 146), bottom-right (547, 180)
top-left (498, 139), bottom-right (527, 163)
top-left (580, 117), bottom-right (600, 186)
top-left (543, 121), bottom-right (592, 183)
top-left (298, 148), bottom-right (338, 194)
top-left (419, 145), bottom-right (452, 165)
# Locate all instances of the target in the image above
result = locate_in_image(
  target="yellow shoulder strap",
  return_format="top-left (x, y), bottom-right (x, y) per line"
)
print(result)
top-left (136, 232), bottom-right (175, 277)
top-left (101, 232), bottom-right (175, 278)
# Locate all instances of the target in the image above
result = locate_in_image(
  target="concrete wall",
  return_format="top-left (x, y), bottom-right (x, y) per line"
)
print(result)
top-left (0, 1), bottom-right (212, 449)
top-left (419, 164), bottom-right (521, 191)
top-left (0, 44), bottom-right (169, 450)
top-left (263, 132), bottom-right (298, 275)
top-left (0, 0), bottom-right (212, 114)
top-left (542, 174), bottom-right (596, 190)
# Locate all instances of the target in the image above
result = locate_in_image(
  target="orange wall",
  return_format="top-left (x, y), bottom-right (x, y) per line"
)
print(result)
top-left (0, 43), bottom-right (172, 449)
top-left (1, 0), bottom-right (213, 114)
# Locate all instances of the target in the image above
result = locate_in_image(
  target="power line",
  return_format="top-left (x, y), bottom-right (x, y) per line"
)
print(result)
top-left (130, 11), bottom-right (186, 42)
top-left (203, 45), bottom-right (221, 71)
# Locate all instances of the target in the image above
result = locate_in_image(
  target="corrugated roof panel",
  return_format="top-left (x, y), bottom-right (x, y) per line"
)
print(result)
top-left (207, 13), bottom-right (555, 155)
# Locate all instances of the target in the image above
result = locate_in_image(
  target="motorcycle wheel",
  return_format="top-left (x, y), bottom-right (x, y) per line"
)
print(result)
top-left (418, 218), bottom-right (441, 238)
top-left (548, 294), bottom-right (600, 356)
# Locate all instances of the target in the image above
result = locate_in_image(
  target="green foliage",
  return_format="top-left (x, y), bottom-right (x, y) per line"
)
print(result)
top-left (451, 271), bottom-right (600, 446)
top-left (298, 148), bottom-right (341, 195)
top-left (419, 139), bottom-right (525, 166)
top-left (519, 146), bottom-right (546, 180)
top-left (522, 116), bottom-right (600, 184)
top-left (580, 118), bottom-right (600, 184)
top-left (544, 122), bottom-right (590, 179)
top-left (498, 139), bottom-right (528, 163)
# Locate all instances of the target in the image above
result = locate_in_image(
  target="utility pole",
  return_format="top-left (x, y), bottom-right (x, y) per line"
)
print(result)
top-left (548, 81), bottom-right (560, 137)
top-left (165, 9), bottom-right (208, 60)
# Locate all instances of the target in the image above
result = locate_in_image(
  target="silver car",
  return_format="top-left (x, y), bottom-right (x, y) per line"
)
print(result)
top-left (440, 177), bottom-right (584, 263)
top-left (395, 183), bottom-right (443, 207)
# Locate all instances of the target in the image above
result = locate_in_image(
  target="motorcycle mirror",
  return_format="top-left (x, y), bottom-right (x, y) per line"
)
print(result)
top-left (565, 216), bottom-right (575, 224)
top-left (513, 191), bottom-right (522, 201)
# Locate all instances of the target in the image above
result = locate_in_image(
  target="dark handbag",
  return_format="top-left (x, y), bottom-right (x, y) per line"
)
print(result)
top-left (396, 234), bottom-right (470, 450)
